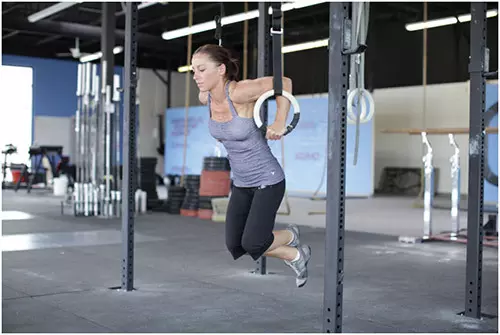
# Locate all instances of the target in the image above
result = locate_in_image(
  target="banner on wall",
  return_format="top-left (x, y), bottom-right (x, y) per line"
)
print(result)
top-left (164, 107), bottom-right (227, 175)
top-left (164, 96), bottom-right (374, 197)
top-left (484, 83), bottom-right (498, 206)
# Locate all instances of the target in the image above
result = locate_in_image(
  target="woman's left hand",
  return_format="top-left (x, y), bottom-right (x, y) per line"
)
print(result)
top-left (266, 122), bottom-right (286, 140)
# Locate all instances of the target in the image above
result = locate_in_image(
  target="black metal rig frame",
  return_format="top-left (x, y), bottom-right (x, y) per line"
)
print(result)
top-left (117, 1), bottom-right (495, 330)
top-left (463, 1), bottom-right (497, 320)
top-left (121, 2), bottom-right (138, 291)
top-left (322, 2), bottom-right (497, 332)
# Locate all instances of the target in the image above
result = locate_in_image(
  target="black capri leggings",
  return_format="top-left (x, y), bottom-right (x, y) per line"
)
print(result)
top-left (225, 179), bottom-right (286, 261)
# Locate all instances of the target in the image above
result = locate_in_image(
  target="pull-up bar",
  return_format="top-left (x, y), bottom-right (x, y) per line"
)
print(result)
top-left (381, 127), bottom-right (498, 135)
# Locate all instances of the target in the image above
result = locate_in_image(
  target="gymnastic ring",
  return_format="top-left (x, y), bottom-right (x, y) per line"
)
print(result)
top-left (253, 90), bottom-right (300, 136)
top-left (346, 88), bottom-right (375, 124)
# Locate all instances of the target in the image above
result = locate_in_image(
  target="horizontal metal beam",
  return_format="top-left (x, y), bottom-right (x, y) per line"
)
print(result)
top-left (138, 3), bottom-right (221, 30)
top-left (1, 45), bottom-right (173, 71)
top-left (3, 17), bottom-right (181, 50)
top-left (152, 68), bottom-right (169, 87)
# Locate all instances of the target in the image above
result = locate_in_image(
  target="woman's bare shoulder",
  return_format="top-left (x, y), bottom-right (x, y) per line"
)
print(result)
top-left (229, 77), bottom-right (273, 104)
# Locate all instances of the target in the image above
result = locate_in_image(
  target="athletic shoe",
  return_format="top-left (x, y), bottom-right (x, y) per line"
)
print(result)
top-left (285, 244), bottom-right (312, 288)
top-left (285, 224), bottom-right (300, 247)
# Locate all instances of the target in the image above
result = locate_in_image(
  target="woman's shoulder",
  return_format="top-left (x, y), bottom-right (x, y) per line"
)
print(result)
top-left (228, 78), bottom-right (268, 104)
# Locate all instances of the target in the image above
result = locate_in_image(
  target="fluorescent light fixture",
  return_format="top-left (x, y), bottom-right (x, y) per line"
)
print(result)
top-left (282, 38), bottom-right (328, 53)
top-left (27, 1), bottom-right (83, 23)
top-left (163, 10), bottom-right (259, 40)
top-left (177, 38), bottom-right (329, 72)
top-left (406, 9), bottom-right (499, 31)
top-left (458, 9), bottom-right (498, 22)
top-left (79, 53), bottom-right (102, 63)
top-left (405, 16), bottom-right (458, 31)
top-left (177, 65), bottom-right (192, 73)
top-left (117, 2), bottom-right (164, 15)
top-left (285, 0), bottom-right (326, 10)
top-left (137, 2), bottom-right (164, 10)
top-left (268, 1), bottom-right (327, 13)
top-left (113, 46), bottom-right (124, 54)
top-left (80, 46), bottom-right (124, 63)
top-left (162, 1), bottom-right (327, 40)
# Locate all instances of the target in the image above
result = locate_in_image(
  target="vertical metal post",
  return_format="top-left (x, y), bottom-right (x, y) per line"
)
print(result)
top-left (422, 132), bottom-right (434, 239)
top-left (255, 1), bottom-right (270, 276)
top-left (101, 3), bottom-right (116, 218)
top-left (83, 63), bottom-right (92, 217)
top-left (75, 64), bottom-right (83, 215)
top-left (121, 1), bottom-right (138, 291)
top-left (167, 68), bottom-right (172, 108)
top-left (449, 134), bottom-right (460, 240)
top-left (102, 3), bottom-right (116, 91)
top-left (464, 1), bottom-right (487, 319)
top-left (323, 2), bottom-right (348, 333)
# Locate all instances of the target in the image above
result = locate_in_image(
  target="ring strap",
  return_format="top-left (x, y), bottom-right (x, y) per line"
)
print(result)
top-left (271, 2), bottom-right (282, 96)
top-left (214, 3), bottom-right (224, 46)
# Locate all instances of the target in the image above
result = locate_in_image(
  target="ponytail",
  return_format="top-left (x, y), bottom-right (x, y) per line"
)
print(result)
top-left (193, 44), bottom-right (240, 81)
top-left (226, 57), bottom-right (240, 81)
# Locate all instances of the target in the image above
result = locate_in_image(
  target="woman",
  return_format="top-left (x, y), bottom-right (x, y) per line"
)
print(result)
top-left (192, 44), bottom-right (311, 288)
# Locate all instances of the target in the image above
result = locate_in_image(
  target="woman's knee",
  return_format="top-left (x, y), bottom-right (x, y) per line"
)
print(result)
top-left (225, 237), bottom-right (240, 253)
top-left (225, 237), bottom-right (246, 260)
top-left (241, 233), bottom-right (274, 261)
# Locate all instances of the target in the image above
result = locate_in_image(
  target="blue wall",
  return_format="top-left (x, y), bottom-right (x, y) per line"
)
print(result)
top-left (2, 54), bottom-right (124, 121)
top-left (2, 55), bottom-right (79, 118)
top-left (2, 54), bottom-right (125, 168)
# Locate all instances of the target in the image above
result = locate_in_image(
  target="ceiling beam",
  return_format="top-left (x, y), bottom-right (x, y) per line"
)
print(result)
top-left (2, 43), bottom-right (173, 71)
top-left (138, 3), bottom-right (221, 31)
top-left (2, 31), bottom-right (20, 40)
top-left (383, 2), bottom-right (420, 14)
top-left (3, 17), bottom-right (184, 52)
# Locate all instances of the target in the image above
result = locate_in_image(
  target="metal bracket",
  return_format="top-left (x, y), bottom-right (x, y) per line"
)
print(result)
top-left (270, 28), bottom-right (283, 35)
top-left (343, 44), bottom-right (367, 55)
top-left (152, 68), bottom-right (168, 87)
top-left (341, 18), bottom-right (368, 55)
top-left (484, 70), bottom-right (498, 79)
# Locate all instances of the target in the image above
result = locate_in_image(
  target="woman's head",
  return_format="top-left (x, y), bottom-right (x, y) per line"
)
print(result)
top-left (191, 44), bottom-right (240, 92)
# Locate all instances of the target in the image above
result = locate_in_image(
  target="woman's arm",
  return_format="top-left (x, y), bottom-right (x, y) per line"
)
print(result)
top-left (231, 76), bottom-right (293, 126)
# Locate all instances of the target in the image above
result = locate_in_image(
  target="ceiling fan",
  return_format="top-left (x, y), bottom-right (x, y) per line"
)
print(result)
top-left (56, 38), bottom-right (91, 58)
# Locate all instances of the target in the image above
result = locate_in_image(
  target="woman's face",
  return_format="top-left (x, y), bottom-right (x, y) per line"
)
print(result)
top-left (191, 53), bottom-right (225, 92)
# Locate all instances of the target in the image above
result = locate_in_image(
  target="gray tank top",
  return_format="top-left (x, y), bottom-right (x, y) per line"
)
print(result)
top-left (207, 81), bottom-right (285, 188)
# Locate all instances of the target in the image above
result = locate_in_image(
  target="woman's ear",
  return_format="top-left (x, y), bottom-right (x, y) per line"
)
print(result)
top-left (218, 63), bottom-right (227, 77)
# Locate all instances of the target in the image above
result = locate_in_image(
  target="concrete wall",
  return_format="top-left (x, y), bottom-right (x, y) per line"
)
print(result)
top-left (169, 71), bottom-right (201, 108)
top-left (136, 69), bottom-right (200, 175)
top-left (373, 80), bottom-right (498, 196)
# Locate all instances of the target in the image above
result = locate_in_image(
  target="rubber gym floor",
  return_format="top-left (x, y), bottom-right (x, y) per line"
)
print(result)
top-left (2, 189), bottom-right (498, 333)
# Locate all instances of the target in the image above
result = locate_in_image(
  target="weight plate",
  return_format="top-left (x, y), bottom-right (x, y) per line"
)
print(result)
top-left (169, 189), bottom-right (185, 195)
top-left (203, 156), bottom-right (231, 171)
top-left (198, 209), bottom-right (213, 220)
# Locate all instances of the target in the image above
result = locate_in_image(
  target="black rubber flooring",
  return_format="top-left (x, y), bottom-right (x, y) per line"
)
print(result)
top-left (2, 190), bottom-right (498, 333)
